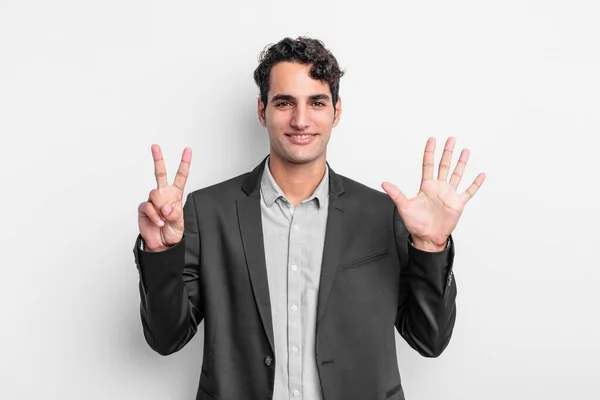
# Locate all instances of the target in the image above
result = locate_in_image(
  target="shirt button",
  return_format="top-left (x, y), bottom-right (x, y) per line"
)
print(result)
top-left (291, 305), bottom-right (297, 312)
top-left (293, 389), bottom-right (300, 396)
top-left (292, 346), bottom-right (298, 353)
top-left (264, 356), bottom-right (273, 366)
top-left (293, 224), bottom-right (299, 230)
top-left (291, 264), bottom-right (297, 271)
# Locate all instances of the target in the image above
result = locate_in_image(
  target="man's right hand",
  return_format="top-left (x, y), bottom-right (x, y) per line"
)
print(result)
top-left (138, 144), bottom-right (192, 252)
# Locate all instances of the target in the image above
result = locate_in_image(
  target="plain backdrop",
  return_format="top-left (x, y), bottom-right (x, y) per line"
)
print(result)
top-left (1, 1), bottom-right (599, 399)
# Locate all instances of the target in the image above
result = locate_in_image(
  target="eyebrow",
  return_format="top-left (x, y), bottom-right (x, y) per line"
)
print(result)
top-left (270, 93), bottom-right (331, 103)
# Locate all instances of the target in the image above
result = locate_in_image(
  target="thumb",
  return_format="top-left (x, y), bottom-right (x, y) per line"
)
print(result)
top-left (381, 182), bottom-right (408, 208)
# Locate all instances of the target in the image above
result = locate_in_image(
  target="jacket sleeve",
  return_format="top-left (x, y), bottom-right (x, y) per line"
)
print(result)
top-left (132, 192), bottom-right (203, 356)
top-left (393, 207), bottom-right (457, 358)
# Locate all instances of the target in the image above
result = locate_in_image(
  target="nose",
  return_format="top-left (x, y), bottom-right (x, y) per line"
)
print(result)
top-left (290, 104), bottom-right (309, 130)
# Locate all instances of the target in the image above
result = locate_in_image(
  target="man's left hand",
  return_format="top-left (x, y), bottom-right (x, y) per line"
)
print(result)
top-left (382, 137), bottom-right (486, 252)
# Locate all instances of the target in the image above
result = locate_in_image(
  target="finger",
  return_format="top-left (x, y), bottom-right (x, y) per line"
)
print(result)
top-left (459, 172), bottom-right (486, 204)
top-left (173, 147), bottom-right (192, 191)
top-left (138, 201), bottom-right (165, 227)
top-left (437, 137), bottom-right (455, 181)
top-left (381, 182), bottom-right (409, 210)
top-left (152, 144), bottom-right (168, 189)
top-left (148, 189), bottom-right (169, 218)
top-left (422, 137), bottom-right (436, 183)
top-left (449, 148), bottom-right (470, 189)
top-left (161, 202), bottom-right (182, 222)
top-left (164, 200), bottom-right (183, 224)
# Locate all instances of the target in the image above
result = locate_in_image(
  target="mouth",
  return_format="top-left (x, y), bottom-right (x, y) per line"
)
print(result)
top-left (285, 133), bottom-right (318, 145)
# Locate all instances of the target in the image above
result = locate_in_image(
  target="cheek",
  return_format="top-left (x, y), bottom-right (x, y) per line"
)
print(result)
top-left (265, 111), bottom-right (289, 130)
top-left (314, 112), bottom-right (335, 130)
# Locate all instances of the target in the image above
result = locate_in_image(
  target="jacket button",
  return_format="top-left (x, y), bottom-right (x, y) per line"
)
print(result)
top-left (264, 356), bottom-right (273, 366)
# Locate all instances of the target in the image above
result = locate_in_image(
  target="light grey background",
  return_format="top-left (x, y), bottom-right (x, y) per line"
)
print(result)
top-left (1, 0), bottom-right (599, 399)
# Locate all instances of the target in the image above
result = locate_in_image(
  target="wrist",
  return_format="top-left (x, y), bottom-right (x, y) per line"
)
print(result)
top-left (141, 237), bottom-right (172, 253)
top-left (145, 244), bottom-right (170, 253)
top-left (411, 237), bottom-right (447, 252)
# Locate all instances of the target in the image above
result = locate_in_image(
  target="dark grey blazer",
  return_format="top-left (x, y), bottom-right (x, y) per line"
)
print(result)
top-left (133, 156), bottom-right (457, 400)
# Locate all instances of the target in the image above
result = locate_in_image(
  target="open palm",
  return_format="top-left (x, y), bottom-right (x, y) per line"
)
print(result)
top-left (382, 137), bottom-right (485, 248)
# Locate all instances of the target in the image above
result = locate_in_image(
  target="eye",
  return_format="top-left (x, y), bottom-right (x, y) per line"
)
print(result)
top-left (275, 102), bottom-right (291, 108)
top-left (312, 102), bottom-right (326, 107)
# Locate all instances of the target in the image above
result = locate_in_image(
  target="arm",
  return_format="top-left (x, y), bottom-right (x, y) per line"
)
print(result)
top-left (393, 209), bottom-right (457, 357)
top-left (382, 137), bottom-right (485, 357)
top-left (133, 192), bottom-right (202, 356)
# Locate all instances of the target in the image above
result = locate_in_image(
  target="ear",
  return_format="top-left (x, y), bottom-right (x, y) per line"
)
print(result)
top-left (332, 96), bottom-right (342, 127)
top-left (257, 98), bottom-right (267, 127)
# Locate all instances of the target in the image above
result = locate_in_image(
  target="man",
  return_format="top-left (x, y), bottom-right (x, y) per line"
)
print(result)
top-left (134, 37), bottom-right (485, 400)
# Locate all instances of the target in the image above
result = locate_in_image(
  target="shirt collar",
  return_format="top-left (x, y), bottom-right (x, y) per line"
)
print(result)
top-left (260, 156), bottom-right (329, 209)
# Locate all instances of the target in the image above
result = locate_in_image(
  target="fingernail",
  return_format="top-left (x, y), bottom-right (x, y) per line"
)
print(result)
top-left (163, 204), bottom-right (173, 215)
top-left (157, 219), bottom-right (164, 227)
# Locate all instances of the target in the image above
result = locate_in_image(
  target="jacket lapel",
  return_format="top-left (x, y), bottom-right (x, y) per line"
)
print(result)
top-left (316, 165), bottom-right (347, 333)
top-left (236, 156), bottom-right (275, 354)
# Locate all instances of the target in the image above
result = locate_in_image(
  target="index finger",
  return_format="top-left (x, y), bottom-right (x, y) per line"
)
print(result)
top-left (152, 144), bottom-right (168, 189)
top-left (173, 147), bottom-right (192, 191)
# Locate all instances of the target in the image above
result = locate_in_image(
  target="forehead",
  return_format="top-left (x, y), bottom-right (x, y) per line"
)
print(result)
top-left (268, 61), bottom-right (331, 98)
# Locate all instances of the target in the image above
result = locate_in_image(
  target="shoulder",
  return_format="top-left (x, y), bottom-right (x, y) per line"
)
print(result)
top-left (186, 171), bottom-right (250, 205)
top-left (335, 172), bottom-right (396, 210)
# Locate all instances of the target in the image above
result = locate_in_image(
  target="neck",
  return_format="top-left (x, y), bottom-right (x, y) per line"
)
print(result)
top-left (268, 152), bottom-right (326, 208)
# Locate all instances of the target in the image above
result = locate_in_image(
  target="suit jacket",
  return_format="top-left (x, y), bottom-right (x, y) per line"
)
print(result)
top-left (133, 156), bottom-right (457, 400)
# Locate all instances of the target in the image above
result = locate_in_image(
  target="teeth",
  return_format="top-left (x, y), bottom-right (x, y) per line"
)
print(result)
top-left (290, 134), bottom-right (313, 139)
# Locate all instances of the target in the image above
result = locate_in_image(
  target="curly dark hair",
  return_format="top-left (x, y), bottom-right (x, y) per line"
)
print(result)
top-left (253, 37), bottom-right (345, 110)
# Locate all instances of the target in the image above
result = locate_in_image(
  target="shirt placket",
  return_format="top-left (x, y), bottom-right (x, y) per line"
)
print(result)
top-left (287, 201), bottom-right (303, 400)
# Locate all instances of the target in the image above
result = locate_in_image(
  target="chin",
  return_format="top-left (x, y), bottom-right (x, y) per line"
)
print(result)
top-left (281, 149), bottom-right (324, 165)
top-left (287, 155), bottom-right (318, 164)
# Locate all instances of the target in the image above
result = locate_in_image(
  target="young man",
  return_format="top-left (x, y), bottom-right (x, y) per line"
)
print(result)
top-left (134, 37), bottom-right (485, 400)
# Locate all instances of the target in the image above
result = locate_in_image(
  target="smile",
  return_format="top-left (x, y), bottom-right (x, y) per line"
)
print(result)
top-left (285, 133), bottom-right (318, 145)
top-left (286, 134), bottom-right (317, 138)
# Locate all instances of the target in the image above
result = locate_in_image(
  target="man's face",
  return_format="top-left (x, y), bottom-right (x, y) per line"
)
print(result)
top-left (258, 61), bottom-right (342, 165)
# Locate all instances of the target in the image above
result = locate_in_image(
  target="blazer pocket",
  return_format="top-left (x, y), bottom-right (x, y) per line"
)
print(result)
top-left (341, 250), bottom-right (389, 270)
